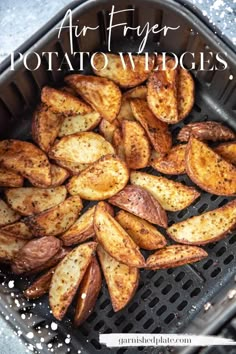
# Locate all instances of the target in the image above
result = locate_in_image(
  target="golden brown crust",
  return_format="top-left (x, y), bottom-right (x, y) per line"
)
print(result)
top-left (150, 144), bottom-right (186, 175)
top-left (177, 68), bottom-right (195, 120)
top-left (24, 267), bottom-right (55, 299)
top-left (0, 168), bottom-right (23, 188)
top-left (214, 141), bottom-right (236, 165)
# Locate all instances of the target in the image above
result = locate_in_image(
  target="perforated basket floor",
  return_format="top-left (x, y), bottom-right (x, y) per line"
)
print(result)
top-left (0, 0), bottom-right (235, 354)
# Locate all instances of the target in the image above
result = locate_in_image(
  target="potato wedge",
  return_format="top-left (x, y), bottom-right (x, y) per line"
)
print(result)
top-left (116, 211), bottom-right (167, 250)
top-left (67, 155), bottom-right (129, 200)
top-left (167, 199), bottom-right (236, 245)
top-left (0, 140), bottom-right (51, 187)
top-left (41, 86), bottom-right (92, 116)
top-left (12, 236), bottom-right (61, 274)
top-left (94, 202), bottom-right (145, 267)
top-left (0, 233), bottom-right (26, 262)
top-left (32, 104), bottom-right (64, 152)
top-left (49, 132), bottom-right (114, 164)
top-left (122, 120), bottom-right (150, 169)
top-left (130, 171), bottom-right (200, 211)
top-left (109, 185), bottom-right (167, 228)
top-left (24, 267), bottom-right (55, 299)
top-left (92, 53), bottom-right (154, 88)
top-left (0, 168), bottom-right (23, 188)
top-left (186, 137), bottom-right (236, 196)
top-left (74, 257), bottom-right (102, 326)
top-left (130, 98), bottom-right (172, 154)
top-left (117, 85), bottom-right (147, 123)
top-left (177, 68), bottom-right (195, 120)
top-left (30, 164), bottom-right (70, 188)
top-left (99, 119), bottom-right (119, 143)
top-left (97, 245), bottom-right (139, 312)
top-left (214, 142), bottom-right (236, 165)
top-left (25, 196), bottom-right (83, 237)
top-left (147, 58), bottom-right (178, 124)
top-left (178, 121), bottom-right (235, 142)
top-left (54, 159), bottom-right (89, 176)
top-left (65, 74), bottom-right (121, 122)
top-left (0, 199), bottom-right (20, 227)
top-left (58, 111), bottom-right (101, 137)
top-left (112, 128), bottom-right (125, 160)
top-left (150, 144), bottom-right (186, 175)
top-left (49, 241), bottom-right (97, 320)
top-left (5, 186), bottom-right (67, 216)
top-left (1, 222), bottom-right (33, 240)
top-left (146, 245), bottom-right (208, 269)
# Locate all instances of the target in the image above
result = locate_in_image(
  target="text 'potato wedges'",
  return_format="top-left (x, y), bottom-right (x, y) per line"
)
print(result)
top-left (150, 144), bottom-right (186, 175)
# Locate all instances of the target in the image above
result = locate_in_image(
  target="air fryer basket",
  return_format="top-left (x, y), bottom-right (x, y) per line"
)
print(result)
top-left (0, 0), bottom-right (235, 353)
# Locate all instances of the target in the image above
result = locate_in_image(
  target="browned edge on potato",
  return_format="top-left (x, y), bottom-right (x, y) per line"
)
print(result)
top-left (24, 267), bottom-right (55, 300)
top-left (150, 144), bottom-right (186, 175)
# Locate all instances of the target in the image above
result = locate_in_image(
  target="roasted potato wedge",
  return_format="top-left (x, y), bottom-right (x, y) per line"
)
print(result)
top-left (99, 119), bottom-right (119, 143)
top-left (177, 68), bottom-right (195, 120)
top-left (1, 222), bottom-right (33, 240)
top-left (116, 211), bottom-right (167, 250)
top-left (130, 98), bottom-right (172, 154)
top-left (122, 120), bottom-right (150, 169)
top-left (186, 137), bottom-right (236, 196)
top-left (117, 85), bottom-right (147, 123)
top-left (94, 202), bottom-right (145, 267)
top-left (150, 144), bottom-right (186, 175)
top-left (25, 196), bottom-right (83, 237)
top-left (109, 185), bottom-right (167, 228)
top-left (130, 171), bottom-right (200, 211)
top-left (146, 245), bottom-right (207, 269)
top-left (58, 111), bottom-right (101, 137)
top-left (92, 53), bottom-right (154, 88)
top-left (97, 245), bottom-right (139, 312)
top-left (147, 58), bottom-right (178, 124)
top-left (0, 233), bottom-right (26, 262)
top-left (167, 199), bottom-right (236, 245)
top-left (41, 86), bottom-right (92, 116)
top-left (214, 142), bottom-right (236, 165)
top-left (49, 132), bottom-right (114, 164)
top-left (54, 159), bottom-right (89, 176)
top-left (67, 155), bottom-right (129, 200)
top-left (65, 74), bottom-right (121, 122)
top-left (5, 186), bottom-right (67, 216)
top-left (112, 128), bottom-right (125, 160)
top-left (178, 121), bottom-right (235, 142)
top-left (30, 163), bottom-right (70, 188)
top-left (12, 236), bottom-right (61, 274)
top-left (32, 104), bottom-right (63, 153)
top-left (0, 168), bottom-right (23, 188)
top-left (49, 242), bottom-right (97, 320)
top-left (74, 257), bottom-right (102, 326)
top-left (24, 267), bottom-right (55, 299)
top-left (0, 199), bottom-right (20, 227)
top-left (0, 140), bottom-right (51, 187)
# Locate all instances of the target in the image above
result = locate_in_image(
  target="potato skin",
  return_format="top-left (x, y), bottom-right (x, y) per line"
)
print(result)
top-left (24, 267), bottom-right (55, 299)
top-left (214, 142), bottom-right (236, 165)
top-left (74, 257), bottom-right (102, 326)
top-left (0, 168), bottom-right (23, 188)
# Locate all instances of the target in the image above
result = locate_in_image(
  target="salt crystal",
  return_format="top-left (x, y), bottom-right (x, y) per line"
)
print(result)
top-left (8, 280), bottom-right (14, 288)
top-left (81, 293), bottom-right (86, 299)
top-left (26, 332), bottom-right (34, 339)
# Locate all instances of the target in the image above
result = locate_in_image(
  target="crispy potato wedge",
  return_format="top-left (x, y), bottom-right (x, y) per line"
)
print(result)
top-left (147, 58), bottom-right (178, 124)
top-left (99, 119), bottom-right (119, 143)
top-left (0, 199), bottom-right (20, 227)
top-left (150, 144), bottom-right (186, 175)
top-left (186, 137), bottom-right (236, 196)
top-left (109, 185), bottom-right (167, 227)
top-left (67, 155), bottom-right (129, 200)
top-left (167, 199), bottom-right (236, 245)
top-left (0, 168), bottom-right (23, 188)
top-left (130, 171), bottom-right (200, 211)
top-left (117, 85), bottom-right (147, 123)
top-left (41, 86), bottom-right (92, 116)
top-left (58, 111), bottom-right (101, 137)
top-left (74, 257), bottom-right (102, 326)
top-left (25, 196), bottom-right (83, 237)
top-left (178, 121), bottom-right (236, 143)
top-left (146, 245), bottom-right (207, 269)
top-left (0, 140), bottom-right (51, 187)
top-left (32, 104), bottom-right (63, 153)
top-left (65, 74), bottom-right (121, 122)
top-left (1, 222), bottom-right (33, 240)
top-left (94, 202), bottom-right (145, 267)
top-left (12, 236), bottom-right (61, 274)
top-left (92, 53), bottom-right (154, 88)
top-left (116, 211), bottom-right (167, 250)
top-left (112, 128), bottom-right (125, 160)
top-left (24, 267), bottom-right (55, 299)
top-left (54, 159), bottom-right (89, 176)
top-left (97, 245), bottom-right (139, 312)
top-left (30, 163), bottom-right (70, 188)
top-left (214, 142), bottom-right (236, 165)
top-left (0, 233), bottom-right (26, 262)
top-left (49, 132), bottom-right (114, 164)
top-left (177, 68), bottom-right (195, 120)
top-left (49, 241), bottom-right (97, 320)
top-left (130, 98), bottom-right (172, 154)
top-left (5, 186), bottom-right (67, 216)
top-left (122, 120), bottom-right (150, 169)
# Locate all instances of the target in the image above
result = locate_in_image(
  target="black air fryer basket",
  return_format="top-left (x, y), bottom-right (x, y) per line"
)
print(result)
top-left (0, 1), bottom-right (235, 353)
